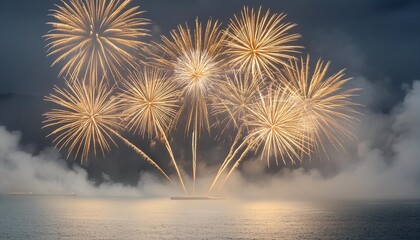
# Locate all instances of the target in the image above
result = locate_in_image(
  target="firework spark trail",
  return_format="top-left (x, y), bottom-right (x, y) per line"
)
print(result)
top-left (209, 71), bottom-right (261, 192)
top-left (152, 18), bottom-right (225, 193)
top-left (155, 122), bottom-right (184, 191)
top-left (45, 0), bottom-right (150, 83)
top-left (118, 67), bottom-right (186, 192)
top-left (225, 6), bottom-right (302, 77)
top-left (209, 138), bottom-right (249, 191)
top-left (219, 143), bottom-right (253, 190)
top-left (214, 125), bottom-right (243, 178)
top-left (278, 55), bottom-right (360, 157)
top-left (192, 128), bottom-right (197, 193)
top-left (43, 79), bottom-right (172, 182)
top-left (109, 128), bottom-right (172, 183)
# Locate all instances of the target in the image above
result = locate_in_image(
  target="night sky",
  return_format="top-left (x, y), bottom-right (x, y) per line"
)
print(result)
top-left (1, 0), bottom-right (419, 97)
top-left (0, 0), bottom-right (420, 189)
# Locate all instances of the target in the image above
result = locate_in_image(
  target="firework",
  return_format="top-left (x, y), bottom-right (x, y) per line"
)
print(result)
top-left (217, 87), bottom-right (310, 189)
top-left (119, 68), bottom-right (179, 138)
top-left (224, 6), bottom-right (301, 77)
top-left (41, 0), bottom-right (362, 194)
top-left (43, 79), bottom-right (171, 181)
top-left (208, 70), bottom-right (262, 192)
top-left (152, 18), bottom-right (225, 192)
top-left (211, 70), bottom-right (263, 131)
top-left (118, 67), bottom-right (186, 192)
top-left (245, 87), bottom-right (308, 164)
top-left (278, 55), bottom-right (360, 156)
top-left (45, 0), bottom-right (150, 82)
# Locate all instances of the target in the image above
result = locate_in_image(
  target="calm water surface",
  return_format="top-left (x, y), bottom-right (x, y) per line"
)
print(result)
top-left (0, 196), bottom-right (419, 239)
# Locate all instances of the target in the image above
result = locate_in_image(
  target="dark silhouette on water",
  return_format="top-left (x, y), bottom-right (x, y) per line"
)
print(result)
top-left (170, 196), bottom-right (231, 200)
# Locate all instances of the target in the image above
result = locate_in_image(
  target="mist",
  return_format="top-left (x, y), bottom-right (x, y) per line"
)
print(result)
top-left (222, 79), bottom-right (420, 200)
top-left (0, 126), bottom-right (177, 197)
top-left (1, 77), bottom-right (420, 199)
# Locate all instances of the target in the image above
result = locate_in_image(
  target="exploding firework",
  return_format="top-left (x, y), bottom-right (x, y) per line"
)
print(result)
top-left (118, 67), bottom-right (187, 192)
top-left (43, 78), bottom-right (171, 181)
top-left (244, 87), bottom-right (308, 165)
top-left (43, 79), bottom-right (121, 161)
top-left (152, 18), bottom-right (225, 192)
top-left (42, 1), bottom-right (361, 194)
top-left (224, 6), bottom-right (301, 77)
top-left (215, 87), bottom-right (310, 189)
top-left (119, 67), bottom-right (180, 138)
top-left (277, 55), bottom-right (360, 156)
top-left (209, 70), bottom-right (262, 192)
top-left (45, 0), bottom-right (150, 82)
top-left (152, 18), bottom-right (225, 133)
top-left (212, 70), bottom-right (263, 131)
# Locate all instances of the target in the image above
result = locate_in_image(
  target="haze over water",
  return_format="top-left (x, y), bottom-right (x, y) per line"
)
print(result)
top-left (0, 196), bottom-right (419, 239)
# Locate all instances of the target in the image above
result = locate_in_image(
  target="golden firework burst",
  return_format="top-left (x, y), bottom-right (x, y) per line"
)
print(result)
top-left (278, 55), bottom-right (360, 156)
top-left (119, 67), bottom-right (180, 138)
top-left (43, 79), bottom-right (122, 161)
top-left (212, 70), bottom-right (263, 132)
top-left (215, 87), bottom-right (310, 190)
top-left (43, 78), bottom-right (171, 181)
top-left (208, 70), bottom-right (262, 192)
top-left (225, 6), bottom-right (301, 77)
top-left (152, 18), bottom-right (225, 134)
top-left (41, 1), bottom-right (363, 193)
top-left (244, 87), bottom-right (308, 166)
top-left (118, 67), bottom-right (187, 192)
top-left (45, 0), bottom-right (150, 82)
top-left (152, 18), bottom-right (225, 191)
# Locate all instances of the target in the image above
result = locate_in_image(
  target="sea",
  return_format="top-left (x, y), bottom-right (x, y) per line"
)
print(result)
top-left (0, 196), bottom-right (419, 239)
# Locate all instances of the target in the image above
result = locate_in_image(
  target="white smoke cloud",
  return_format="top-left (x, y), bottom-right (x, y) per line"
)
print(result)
top-left (222, 79), bottom-right (420, 200)
top-left (0, 127), bottom-right (175, 197)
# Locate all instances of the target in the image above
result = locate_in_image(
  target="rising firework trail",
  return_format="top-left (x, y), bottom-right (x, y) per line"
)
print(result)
top-left (224, 6), bottom-right (302, 77)
top-left (277, 55), bottom-right (360, 157)
top-left (118, 67), bottom-right (187, 193)
top-left (209, 70), bottom-right (262, 192)
top-left (45, 0), bottom-right (150, 83)
top-left (43, 79), bottom-right (171, 182)
top-left (152, 18), bottom-right (225, 193)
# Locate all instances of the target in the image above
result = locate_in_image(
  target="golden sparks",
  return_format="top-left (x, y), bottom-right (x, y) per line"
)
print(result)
top-left (224, 6), bottom-right (302, 77)
top-left (42, 1), bottom-right (362, 193)
top-left (119, 67), bottom-right (187, 192)
top-left (43, 79), bottom-right (121, 161)
top-left (278, 55), bottom-right (360, 156)
top-left (244, 87), bottom-right (309, 166)
top-left (119, 67), bottom-right (180, 138)
top-left (152, 18), bottom-right (225, 134)
top-left (212, 70), bottom-right (263, 132)
top-left (45, 0), bottom-right (150, 82)
top-left (152, 18), bottom-right (225, 191)
top-left (43, 78), bottom-right (171, 181)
